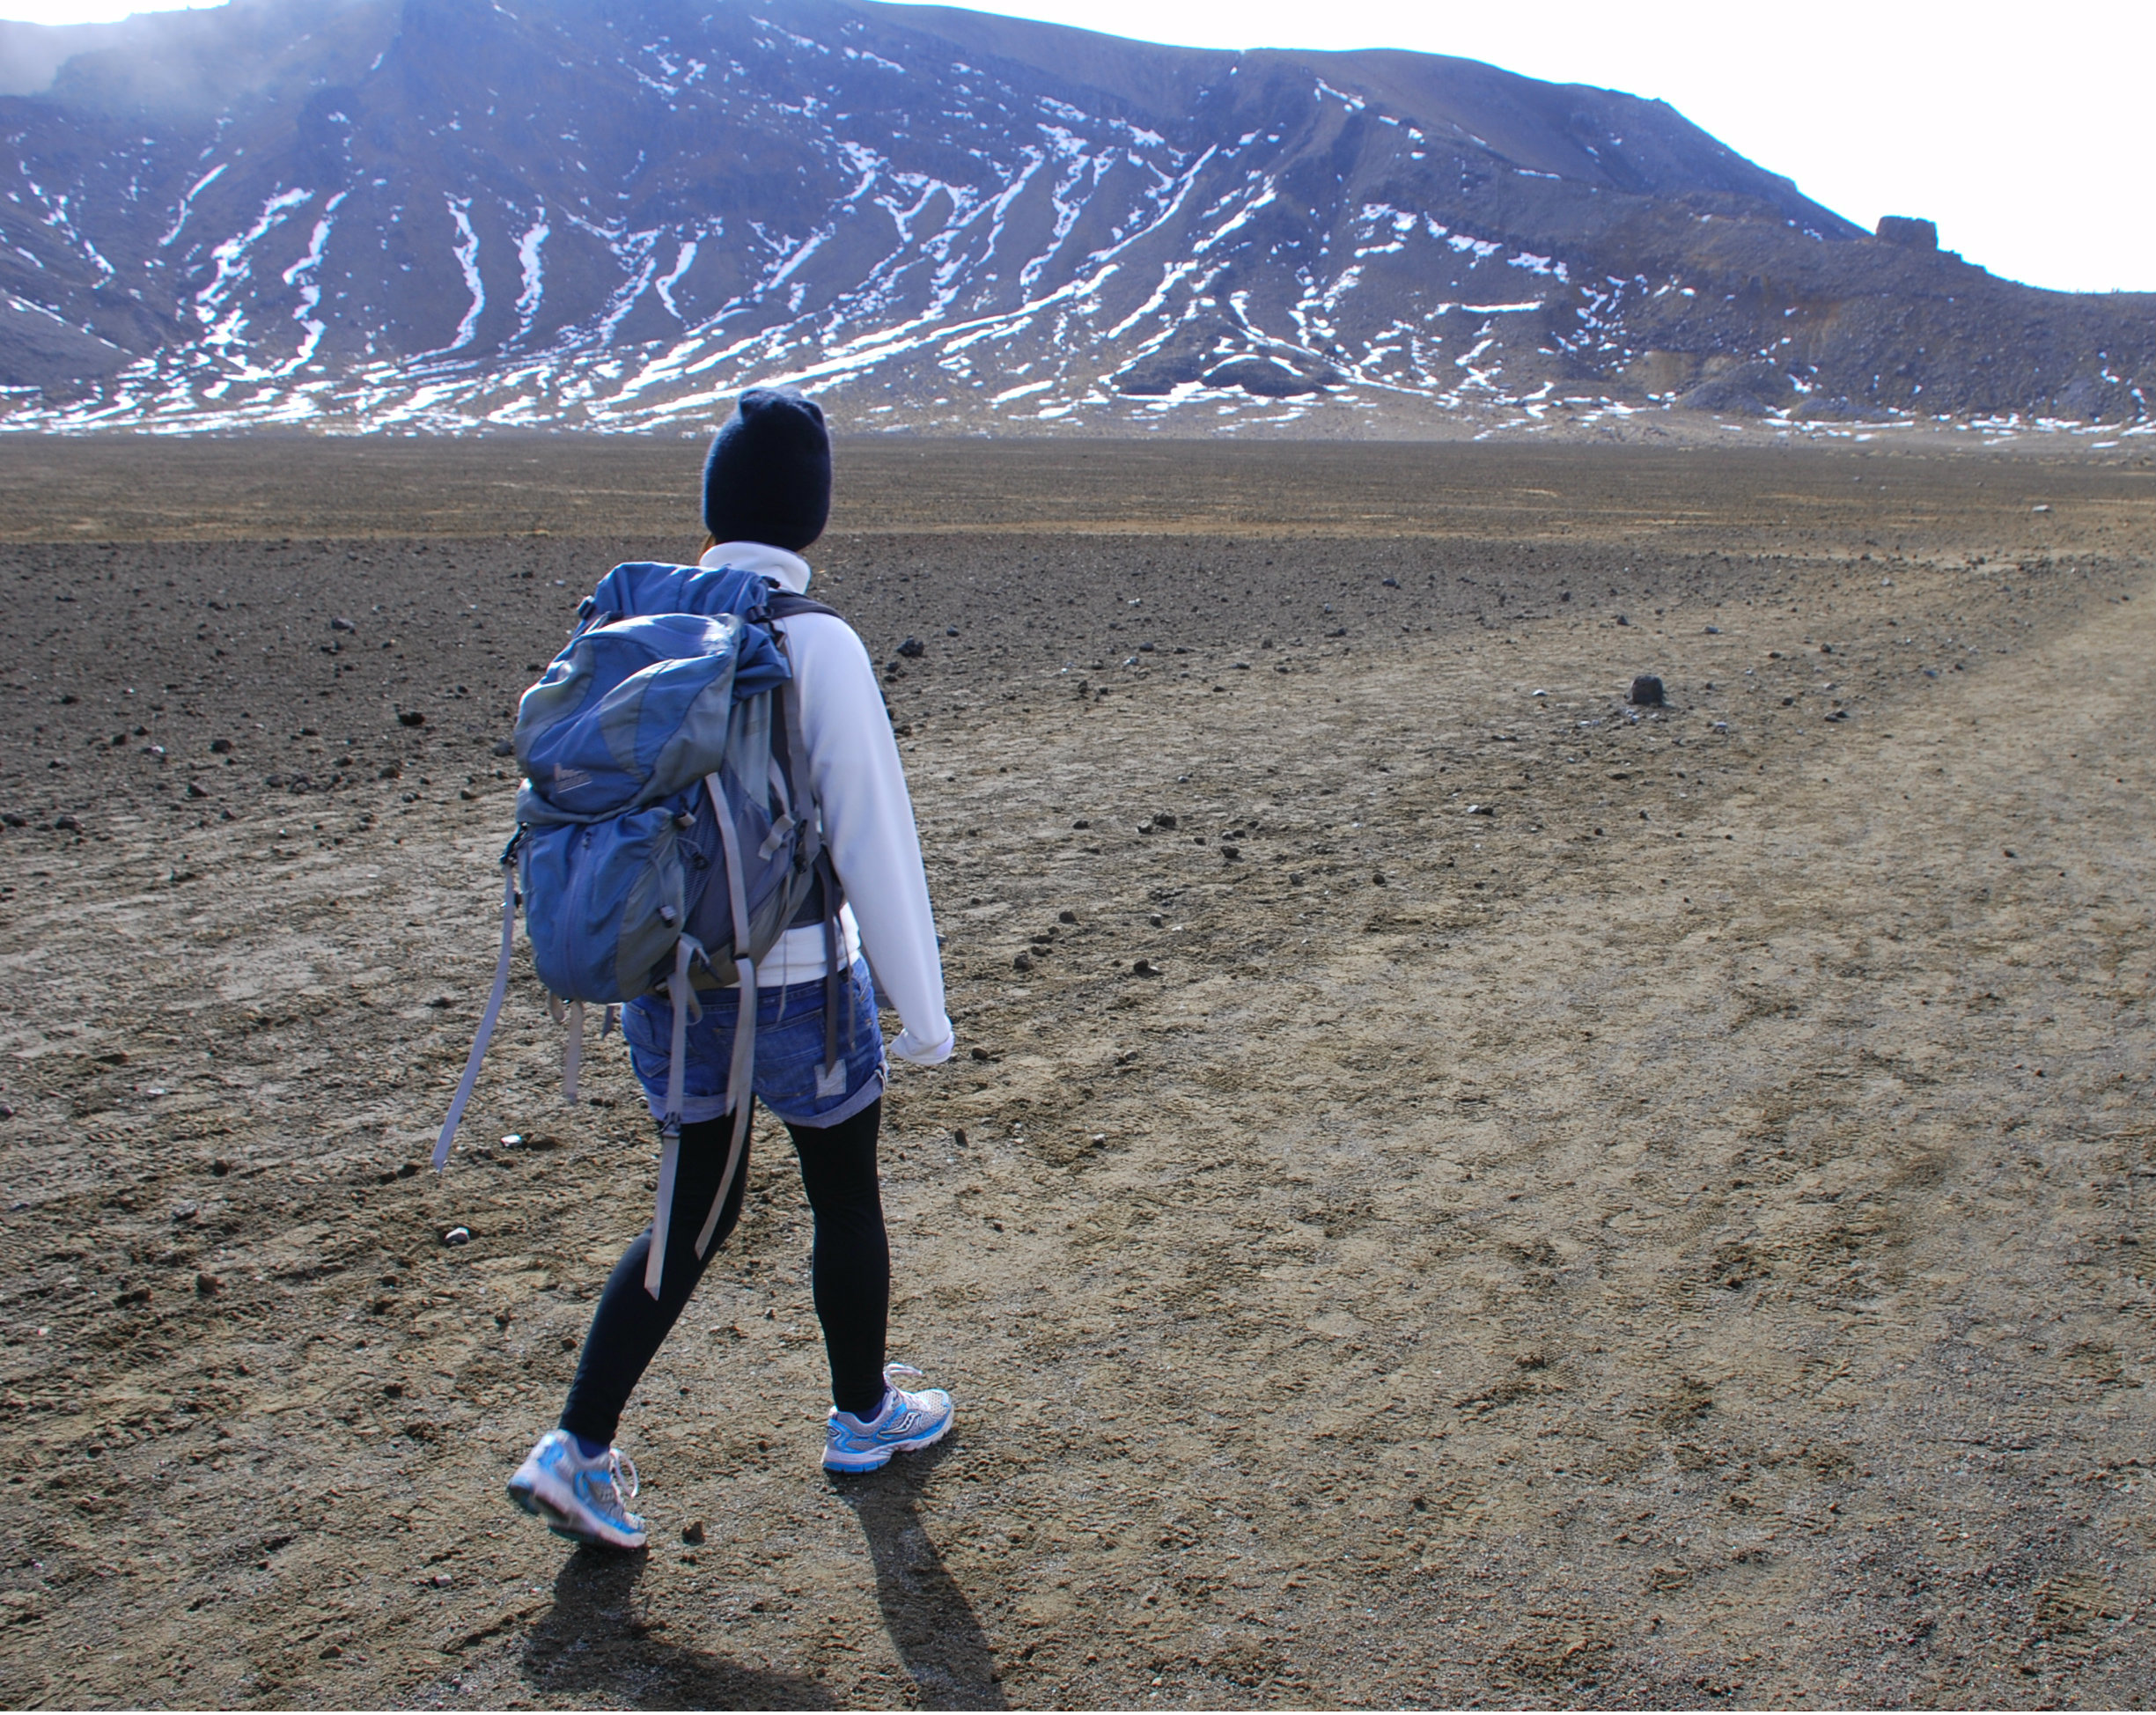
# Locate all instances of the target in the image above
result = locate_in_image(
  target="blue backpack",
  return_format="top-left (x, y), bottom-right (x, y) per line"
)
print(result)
top-left (435, 563), bottom-right (848, 1294)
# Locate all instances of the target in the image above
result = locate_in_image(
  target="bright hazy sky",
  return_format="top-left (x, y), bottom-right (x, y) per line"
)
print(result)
top-left (5, 0), bottom-right (2146, 293)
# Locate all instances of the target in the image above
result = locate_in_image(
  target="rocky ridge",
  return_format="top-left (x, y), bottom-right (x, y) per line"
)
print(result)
top-left (0, 0), bottom-right (2147, 435)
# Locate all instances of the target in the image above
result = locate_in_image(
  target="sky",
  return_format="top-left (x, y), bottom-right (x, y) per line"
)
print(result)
top-left (2, 0), bottom-right (2146, 293)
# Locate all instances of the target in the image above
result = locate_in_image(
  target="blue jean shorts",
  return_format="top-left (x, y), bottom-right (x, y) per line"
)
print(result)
top-left (621, 958), bottom-right (885, 1130)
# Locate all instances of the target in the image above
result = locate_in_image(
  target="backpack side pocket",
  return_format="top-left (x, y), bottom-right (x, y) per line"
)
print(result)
top-left (520, 804), bottom-right (688, 1003)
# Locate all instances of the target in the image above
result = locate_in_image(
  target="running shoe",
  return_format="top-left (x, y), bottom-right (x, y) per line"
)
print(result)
top-left (506, 1428), bottom-right (648, 1549)
top-left (822, 1363), bottom-right (955, 1473)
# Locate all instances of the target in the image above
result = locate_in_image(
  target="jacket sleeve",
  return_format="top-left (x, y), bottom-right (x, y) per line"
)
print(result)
top-left (784, 613), bottom-right (953, 1064)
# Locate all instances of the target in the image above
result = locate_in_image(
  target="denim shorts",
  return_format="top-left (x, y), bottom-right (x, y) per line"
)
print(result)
top-left (621, 957), bottom-right (885, 1130)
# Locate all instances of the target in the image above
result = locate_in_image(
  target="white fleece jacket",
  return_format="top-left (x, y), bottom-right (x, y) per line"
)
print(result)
top-left (699, 541), bottom-right (953, 1066)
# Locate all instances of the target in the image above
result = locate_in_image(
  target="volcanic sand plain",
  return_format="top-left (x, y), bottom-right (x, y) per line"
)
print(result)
top-left (3, 433), bottom-right (2155, 1709)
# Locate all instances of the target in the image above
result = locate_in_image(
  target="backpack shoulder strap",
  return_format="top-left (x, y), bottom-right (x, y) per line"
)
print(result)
top-left (760, 590), bottom-right (843, 623)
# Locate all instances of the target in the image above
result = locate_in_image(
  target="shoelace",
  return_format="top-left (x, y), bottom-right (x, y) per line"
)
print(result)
top-left (832, 1365), bottom-right (934, 1436)
top-left (596, 1448), bottom-right (640, 1511)
top-left (879, 1364), bottom-right (931, 1431)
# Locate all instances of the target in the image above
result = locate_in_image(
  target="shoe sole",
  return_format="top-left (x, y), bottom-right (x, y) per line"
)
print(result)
top-left (821, 1412), bottom-right (954, 1474)
top-left (506, 1476), bottom-right (647, 1550)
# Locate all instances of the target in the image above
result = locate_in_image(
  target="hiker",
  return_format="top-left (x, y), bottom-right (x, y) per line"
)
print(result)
top-left (505, 390), bottom-right (956, 1550)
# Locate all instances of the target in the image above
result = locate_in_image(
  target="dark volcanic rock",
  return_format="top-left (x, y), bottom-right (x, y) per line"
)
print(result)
top-left (0, 0), bottom-right (2142, 430)
top-left (1876, 216), bottom-right (1939, 250)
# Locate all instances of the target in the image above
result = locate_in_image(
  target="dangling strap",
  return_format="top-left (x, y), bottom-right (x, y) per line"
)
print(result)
top-left (691, 770), bottom-right (760, 1262)
top-left (695, 1081), bottom-right (753, 1259)
top-left (645, 934), bottom-right (705, 1299)
top-left (434, 850), bottom-right (519, 1172)
top-left (660, 936), bottom-right (703, 1137)
top-left (563, 1000), bottom-right (585, 1104)
top-left (644, 1130), bottom-right (681, 1299)
top-left (814, 850), bottom-right (849, 1098)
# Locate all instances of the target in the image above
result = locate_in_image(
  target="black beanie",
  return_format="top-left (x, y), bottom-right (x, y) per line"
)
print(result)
top-left (702, 388), bottom-right (831, 552)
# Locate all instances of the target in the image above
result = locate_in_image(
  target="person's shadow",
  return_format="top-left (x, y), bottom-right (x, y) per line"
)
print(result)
top-left (834, 1439), bottom-right (1008, 1710)
top-left (520, 1547), bottom-right (835, 1710)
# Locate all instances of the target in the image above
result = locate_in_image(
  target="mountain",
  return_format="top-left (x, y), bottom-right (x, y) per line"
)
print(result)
top-left (0, 0), bottom-right (2146, 436)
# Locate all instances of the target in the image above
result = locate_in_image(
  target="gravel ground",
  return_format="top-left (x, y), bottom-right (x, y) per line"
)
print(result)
top-left (2, 436), bottom-right (2153, 1708)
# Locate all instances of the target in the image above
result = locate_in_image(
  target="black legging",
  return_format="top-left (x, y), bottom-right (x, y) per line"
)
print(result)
top-left (559, 1097), bottom-right (890, 1443)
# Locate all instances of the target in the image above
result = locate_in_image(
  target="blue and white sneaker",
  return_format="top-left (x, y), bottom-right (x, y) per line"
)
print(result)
top-left (506, 1429), bottom-right (648, 1549)
top-left (823, 1364), bottom-right (955, 1473)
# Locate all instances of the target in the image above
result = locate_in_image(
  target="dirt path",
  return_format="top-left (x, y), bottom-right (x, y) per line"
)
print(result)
top-left (3, 441), bottom-right (2154, 1707)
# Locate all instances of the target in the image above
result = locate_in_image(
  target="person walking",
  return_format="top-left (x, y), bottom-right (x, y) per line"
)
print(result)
top-left (506, 389), bottom-right (956, 1550)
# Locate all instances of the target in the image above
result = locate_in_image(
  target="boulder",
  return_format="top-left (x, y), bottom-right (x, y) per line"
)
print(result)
top-left (1677, 360), bottom-right (1793, 416)
top-left (1202, 356), bottom-right (1326, 397)
top-left (1875, 216), bottom-right (1939, 250)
